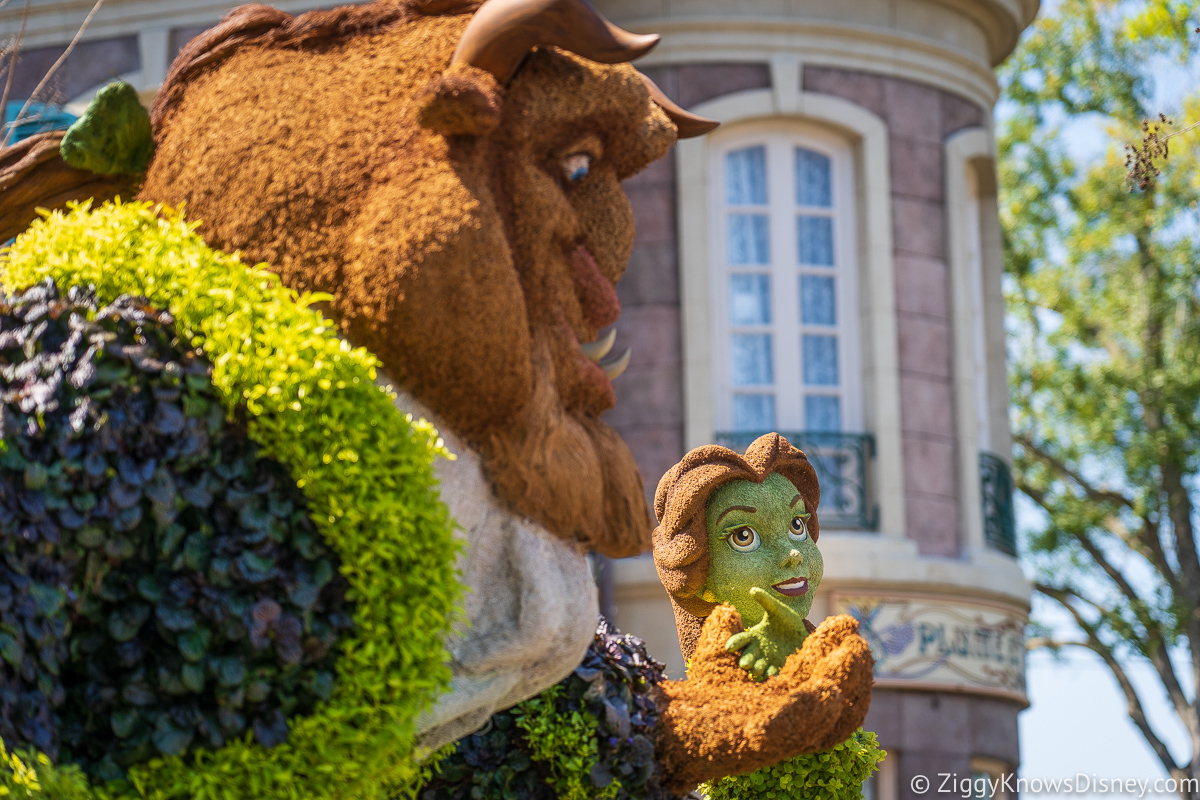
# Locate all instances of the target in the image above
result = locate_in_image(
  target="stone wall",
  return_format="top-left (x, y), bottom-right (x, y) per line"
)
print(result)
top-left (605, 63), bottom-right (771, 505)
top-left (7, 36), bottom-right (139, 105)
top-left (803, 66), bottom-right (982, 556)
top-left (868, 689), bottom-right (1022, 800)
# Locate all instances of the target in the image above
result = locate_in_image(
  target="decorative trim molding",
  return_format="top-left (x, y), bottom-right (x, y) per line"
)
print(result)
top-left (625, 18), bottom-right (1004, 109)
top-left (676, 83), bottom-right (906, 536)
top-left (0, 0), bottom-right (327, 49)
top-left (944, 127), bottom-right (1012, 552)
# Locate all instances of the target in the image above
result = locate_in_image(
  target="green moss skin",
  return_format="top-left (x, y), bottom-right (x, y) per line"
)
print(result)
top-left (0, 201), bottom-right (462, 799)
top-left (60, 83), bottom-right (154, 176)
top-left (702, 729), bottom-right (885, 800)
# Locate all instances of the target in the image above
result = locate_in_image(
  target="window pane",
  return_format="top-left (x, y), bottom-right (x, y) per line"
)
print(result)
top-left (731, 274), bottom-right (771, 325)
top-left (797, 216), bottom-right (834, 266)
top-left (726, 146), bottom-right (767, 205)
top-left (800, 275), bottom-right (836, 325)
top-left (795, 148), bottom-right (832, 207)
top-left (805, 395), bottom-right (841, 431)
top-left (729, 214), bottom-right (770, 264)
top-left (732, 334), bottom-right (774, 386)
top-left (734, 395), bottom-right (776, 431)
top-left (803, 334), bottom-right (838, 385)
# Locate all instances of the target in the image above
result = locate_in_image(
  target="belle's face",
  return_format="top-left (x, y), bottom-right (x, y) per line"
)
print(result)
top-left (702, 473), bottom-right (823, 627)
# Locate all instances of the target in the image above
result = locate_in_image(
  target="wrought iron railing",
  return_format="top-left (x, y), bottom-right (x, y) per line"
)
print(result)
top-left (713, 431), bottom-right (877, 530)
top-left (979, 451), bottom-right (1017, 556)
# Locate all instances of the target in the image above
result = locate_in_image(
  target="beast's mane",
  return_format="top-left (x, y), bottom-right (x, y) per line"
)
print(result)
top-left (152, 0), bottom-right (479, 132)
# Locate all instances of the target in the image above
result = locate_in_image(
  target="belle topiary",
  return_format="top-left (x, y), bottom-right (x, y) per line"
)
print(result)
top-left (648, 433), bottom-right (881, 794)
top-left (0, 200), bottom-right (462, 799)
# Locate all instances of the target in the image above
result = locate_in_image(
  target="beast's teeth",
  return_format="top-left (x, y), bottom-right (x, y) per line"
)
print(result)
top-left (581, 328), bottom-right (617, 362)
top-left (603, 348), bottom-right (631, 380)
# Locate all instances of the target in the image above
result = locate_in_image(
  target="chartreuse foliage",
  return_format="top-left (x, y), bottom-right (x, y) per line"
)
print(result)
top-left (702, 728), bottom-right (884, 800)
top-left (0, 201), bottom-right (462, 799)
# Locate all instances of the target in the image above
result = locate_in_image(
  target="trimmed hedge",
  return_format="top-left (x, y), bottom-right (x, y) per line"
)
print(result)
top-left (0, 281), bottom-right (353, 779)
top-left (1, 201), bottom-right (462, 799)
top-left (702, 728), bottom-right (885, 800)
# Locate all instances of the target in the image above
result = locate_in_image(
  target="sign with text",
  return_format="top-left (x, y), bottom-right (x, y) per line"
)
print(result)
top-left (831, 593), bottom-right (1027, 703)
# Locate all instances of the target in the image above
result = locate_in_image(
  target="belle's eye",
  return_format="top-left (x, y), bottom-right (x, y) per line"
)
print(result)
top-left (728, 526), bottom-right (761, 552)
top-left (789, 516), bottom-right (809, 542)
top-left (563, 153), bottom-right (592, 183)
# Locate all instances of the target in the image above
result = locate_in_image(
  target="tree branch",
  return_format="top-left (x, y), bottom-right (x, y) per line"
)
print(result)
top-left (0, 0), bottom-right (30, 142)
top-left (4, 0), bottom-right (104, 147)
top-left (1039, 585), bottom-right (1183, 779)
top-left (1015, 432), bottom-right (1137, 510)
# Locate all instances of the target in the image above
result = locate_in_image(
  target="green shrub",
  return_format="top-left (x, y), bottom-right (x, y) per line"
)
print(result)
top-left (1, 201), bottom-right (462, 799)
top-left (514, 686), bottom-right (610, 800)
top-left (0, 281), bottom-right (353, 778)
top-left (420, 619), bottom-right (670, 800)
top-left (702, 728), bottom-right (886, 800)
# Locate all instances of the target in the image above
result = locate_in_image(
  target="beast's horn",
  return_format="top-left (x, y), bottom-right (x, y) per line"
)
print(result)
top-left (451, 0), bottom-right (660, 85)
top-left (640, 74), bottom-right (720, 138)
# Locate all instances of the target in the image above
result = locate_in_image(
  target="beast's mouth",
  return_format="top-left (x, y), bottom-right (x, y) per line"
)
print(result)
top-left (578, 327), bottom-right (631, 380)
top-left (772, 577), bottom-right (809, 597)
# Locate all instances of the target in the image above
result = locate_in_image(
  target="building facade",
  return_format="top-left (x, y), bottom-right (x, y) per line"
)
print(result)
top-left (596, 0), bottom-right (1037, 797)
top-left (1, 0), bottom-right (1037, 796)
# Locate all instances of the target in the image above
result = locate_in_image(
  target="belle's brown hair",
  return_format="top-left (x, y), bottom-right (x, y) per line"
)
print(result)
top-left (652, 432), bottom-right (820, 660)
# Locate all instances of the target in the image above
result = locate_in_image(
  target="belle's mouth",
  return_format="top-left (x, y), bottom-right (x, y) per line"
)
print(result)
top-left (772, 577), bottom-right (809, 597)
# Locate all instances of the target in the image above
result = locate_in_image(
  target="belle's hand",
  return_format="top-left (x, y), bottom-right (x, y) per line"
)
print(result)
top-left (723, 586), bottom-right (809, 679)
top-left (652, 605), bottom-right (875, 793)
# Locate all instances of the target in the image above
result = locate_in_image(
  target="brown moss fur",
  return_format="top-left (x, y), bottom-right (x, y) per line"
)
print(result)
top-left (652, 606), bottom-right (875, 794)
top-left (140, 1), bottom-right (677, 557)
top-left (653, 433), bottom-right (822, 659)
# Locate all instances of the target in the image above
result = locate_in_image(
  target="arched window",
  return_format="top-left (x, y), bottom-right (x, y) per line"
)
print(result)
top-left (711, 126), bottom-right (861, 436)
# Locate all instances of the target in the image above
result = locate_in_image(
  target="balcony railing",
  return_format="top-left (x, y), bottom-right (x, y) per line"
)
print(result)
top-left (979, 451), bottom-right (1017, 556)
top-left (713, 431), bottom-right (877, 531)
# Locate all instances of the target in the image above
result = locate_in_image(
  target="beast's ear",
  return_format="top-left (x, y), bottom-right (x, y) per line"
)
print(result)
top-left (417, 65), bottom-right (502, 137)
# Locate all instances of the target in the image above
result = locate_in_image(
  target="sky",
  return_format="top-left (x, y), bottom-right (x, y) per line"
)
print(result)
top-left (1018, 602), bottom-right (1194, 799)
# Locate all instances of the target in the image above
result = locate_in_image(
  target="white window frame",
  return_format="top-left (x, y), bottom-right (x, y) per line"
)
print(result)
top-left (675, 67), bottom-right (907, 537)
top-left (709, 123), bottom-right (863, 434)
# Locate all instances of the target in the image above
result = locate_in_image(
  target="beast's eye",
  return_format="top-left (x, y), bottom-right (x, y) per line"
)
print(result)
top-left (563, 153), bottom-right (592, 183)
top-left (727, 526), bottom-right (760, 552)
top-left (789, 515), bottom-right (809, 542)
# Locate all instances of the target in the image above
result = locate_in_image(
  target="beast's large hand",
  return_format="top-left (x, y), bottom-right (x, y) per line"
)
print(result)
top-left (652, 604), bottom-right (874, 795)
top-left (724, 587), bottom-right (809, 680)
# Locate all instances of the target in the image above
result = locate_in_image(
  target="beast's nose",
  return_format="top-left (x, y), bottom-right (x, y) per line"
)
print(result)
top-left (571, 244), bottom-right (620, 329)
top-left (780, 549), bottom-right (803, 568)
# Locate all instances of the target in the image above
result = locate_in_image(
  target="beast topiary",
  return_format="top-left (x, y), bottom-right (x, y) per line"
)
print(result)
top-left (0, 200), bottom-right (462, 799)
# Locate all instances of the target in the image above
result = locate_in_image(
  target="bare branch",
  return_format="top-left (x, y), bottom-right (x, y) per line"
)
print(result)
top-left (1039, 586), bottom-right (1183, 778)
top-left (0, 1), bottom-right (30, 146)
top-left (4, 0), bottom-right (105, 147)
